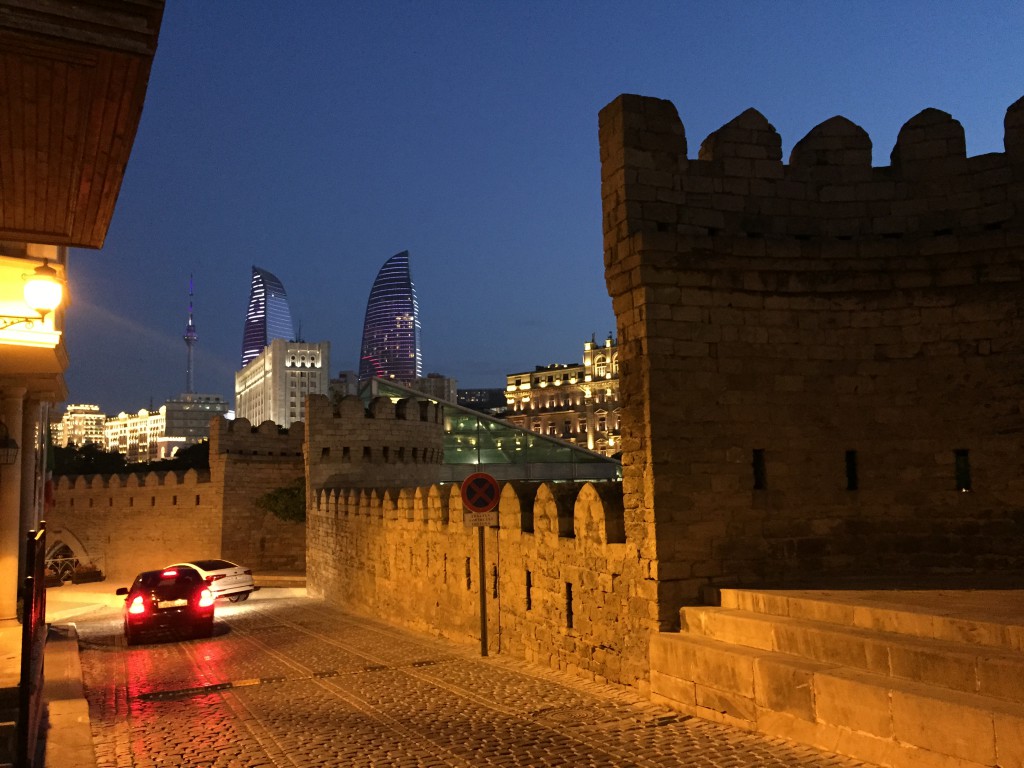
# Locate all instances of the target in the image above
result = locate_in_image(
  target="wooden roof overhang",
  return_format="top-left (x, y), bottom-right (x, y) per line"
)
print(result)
top-left (0, 0), bottom-right (164, 248)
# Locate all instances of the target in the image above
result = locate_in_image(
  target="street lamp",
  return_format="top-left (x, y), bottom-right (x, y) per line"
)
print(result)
top-left (0, 259), bottom-right (64, 331)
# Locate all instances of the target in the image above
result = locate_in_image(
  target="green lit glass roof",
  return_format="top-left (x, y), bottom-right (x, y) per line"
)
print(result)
top-left (358, 378), bottom-right (621, 482)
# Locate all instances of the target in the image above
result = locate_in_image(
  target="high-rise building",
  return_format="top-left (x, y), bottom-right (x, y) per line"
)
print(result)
top-left (241, 266), bottom-right (295, 368)
top-left (235, 339), bottom-right (330, 428)
top-left (358, 251), bottom-right (422, 382)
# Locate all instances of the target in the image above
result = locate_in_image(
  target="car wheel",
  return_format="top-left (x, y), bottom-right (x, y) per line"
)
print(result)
top-left (238, 591), bottom-right (250, 601)
top-left (227, 593), bottom-right (245, 602)
top-left (125, 622), bottom-right (139, 646)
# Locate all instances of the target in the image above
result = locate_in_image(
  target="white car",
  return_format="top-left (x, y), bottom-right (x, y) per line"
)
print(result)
top-left (165, 559), bottom-right (256, 602)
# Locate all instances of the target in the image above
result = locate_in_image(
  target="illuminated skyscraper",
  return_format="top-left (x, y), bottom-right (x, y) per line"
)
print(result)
top-left (358, 251), bottom-right (422, 381)
top-left (241, 265), bottom-right (295, 368)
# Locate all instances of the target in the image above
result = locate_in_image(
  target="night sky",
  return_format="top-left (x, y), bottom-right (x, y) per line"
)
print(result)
top-left (63, 2), bottom-right (1024, 415)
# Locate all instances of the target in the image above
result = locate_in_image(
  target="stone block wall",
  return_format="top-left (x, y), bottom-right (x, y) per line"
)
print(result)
top-left (51, 469), bottom-right (218, 582)
top-left (599, 94), bottom-right (1024, 629)
top-left (305, 394), bottom-right (444, 490)
top-left (49, 416), bottom-right (306, 580)
top-left (306, 478), bottom-right (648, 687)
top-left (209, 416), bottom-right (306, 571)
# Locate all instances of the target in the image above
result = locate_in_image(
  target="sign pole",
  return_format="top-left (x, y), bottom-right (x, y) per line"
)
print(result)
top-left (460, 472), bottom-right (500, 658)
top-left (478, 525), bottom-right (487, 657)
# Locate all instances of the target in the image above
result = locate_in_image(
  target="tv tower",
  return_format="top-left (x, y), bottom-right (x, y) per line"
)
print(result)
top-left (184, 274), bottom-right (197, 395)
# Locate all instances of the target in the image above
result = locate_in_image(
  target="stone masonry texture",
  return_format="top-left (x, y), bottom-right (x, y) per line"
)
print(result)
top-left (50, 416), bottom-right (306, 581)
top-left (599, 93), bottom-right (1024, 631)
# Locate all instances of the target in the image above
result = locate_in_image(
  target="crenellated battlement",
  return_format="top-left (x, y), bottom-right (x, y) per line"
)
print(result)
top-left (307, 477), bottom-right (645, 685)
top-left (208, 414), bottom-right (305, 458)
top-left (600, 94), bottom-right (1024, 251)
top-left (305, 394), bottom-right (445, 490)
top-left (55, 468), bottom-right (209, 492)
top-left (600, 92), bottom-right (1024, 622)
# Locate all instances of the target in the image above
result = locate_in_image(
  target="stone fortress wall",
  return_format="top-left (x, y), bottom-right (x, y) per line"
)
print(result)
top-left (599, 93), bottom-right (1024, 630)
top-left (50, 416), bottom-right (305, 581)
top-left (304, 393), bottom-right (648, 687)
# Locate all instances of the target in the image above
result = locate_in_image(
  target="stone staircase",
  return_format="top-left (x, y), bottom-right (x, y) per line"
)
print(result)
top-left (650, 589), bottom-right (1024, 768)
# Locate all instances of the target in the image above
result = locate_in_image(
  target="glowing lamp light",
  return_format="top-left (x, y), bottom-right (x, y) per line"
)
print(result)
top-left (23, 260), bottom-right (63, 319)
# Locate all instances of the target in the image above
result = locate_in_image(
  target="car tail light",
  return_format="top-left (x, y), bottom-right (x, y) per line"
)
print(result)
top-left (197, 588), bottom-right (215, 608)
top-left (128, 595), bottom-right (147, 615)
top-left (161, 569), bottom-right (178, 578)
top-left (206, 574), bottom-right (225, 582)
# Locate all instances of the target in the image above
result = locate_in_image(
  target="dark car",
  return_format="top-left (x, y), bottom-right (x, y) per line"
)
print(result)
top-left (116, 567), bottom-right (216, 645)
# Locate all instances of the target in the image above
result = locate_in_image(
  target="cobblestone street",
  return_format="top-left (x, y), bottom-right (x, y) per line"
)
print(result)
top-left (74, 591), bottom-right (873, 767)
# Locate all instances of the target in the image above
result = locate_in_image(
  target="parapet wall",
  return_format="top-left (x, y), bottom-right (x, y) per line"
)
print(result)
top-left (306, 478), bottom-right (646, 687)
top-left (51, 469), bottom-right (218, 580)
top-left (305, 394), bottom-right (444, 490)
top-left (599, 94), bottom-right (1024, 628)
top-left (209, 415), bottom-right (306, 571)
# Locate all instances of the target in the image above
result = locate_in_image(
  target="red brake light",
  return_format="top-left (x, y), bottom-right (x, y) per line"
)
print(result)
top-left (206, 574), bottom-right (225, 582)
top-left (128, 595), bottom-right (146, 615)
top-left (198, 588), bottom-right (215, 608)
top-left (161, 569), bottom-right (178, 578)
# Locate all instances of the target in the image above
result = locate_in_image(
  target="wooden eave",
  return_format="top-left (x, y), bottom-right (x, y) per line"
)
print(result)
top-left (0, 0), bottom-right (164, 249)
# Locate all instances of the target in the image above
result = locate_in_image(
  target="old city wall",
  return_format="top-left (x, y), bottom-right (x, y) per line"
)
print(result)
top-left (209, 416), bottom-right (306, 571)
top-left (49, 416), bottom-right (306, 580)
top-left (304, 393), bottom-right (649, 687)
top-left (306, 479), bottom-right (647, 688)
top-left (51, 469), bottom-right (218, 582)
top-left (599, 94), bottom-right (1024, 628)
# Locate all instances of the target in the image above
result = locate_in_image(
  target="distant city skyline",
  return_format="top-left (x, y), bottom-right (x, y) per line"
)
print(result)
top-left (60, 3), bottom-right (1024, 414)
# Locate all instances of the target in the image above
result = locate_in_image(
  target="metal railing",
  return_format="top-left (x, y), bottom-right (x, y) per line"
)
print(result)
top-left (17, 522), bottom-right (47, 768)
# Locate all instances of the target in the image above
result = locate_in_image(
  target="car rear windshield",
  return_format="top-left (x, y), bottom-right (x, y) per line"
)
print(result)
top-left (189, 559), bottom-right (234, 570)
top-left (137, 570), bottom-right (201, 588)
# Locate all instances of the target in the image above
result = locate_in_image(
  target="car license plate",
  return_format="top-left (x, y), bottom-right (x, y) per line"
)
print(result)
top-left (158, 599), bottom-right (188, 608)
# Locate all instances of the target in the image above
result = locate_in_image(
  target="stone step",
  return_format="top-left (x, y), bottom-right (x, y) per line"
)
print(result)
top-left (719, 588), bottom-right (1024, 653)
top-left (680, 605), bottom-right (1024, 704)
top-left (651, 632), bottom-right (1024, 768)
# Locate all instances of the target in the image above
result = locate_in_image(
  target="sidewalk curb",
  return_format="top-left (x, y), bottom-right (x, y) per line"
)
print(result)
top-left (42, 624), bottom-right (96, 768)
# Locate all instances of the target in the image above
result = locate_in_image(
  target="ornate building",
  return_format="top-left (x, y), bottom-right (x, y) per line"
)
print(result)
top-left (52, 403), bottom-right (106, 447)
top-left (104, 394), bottom-right (228, 462)
top-left (505, 335), bottom-right (620, 456)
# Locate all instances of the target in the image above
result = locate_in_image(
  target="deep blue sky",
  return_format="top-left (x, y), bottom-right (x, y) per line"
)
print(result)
top-left (64, 2), bottom-right (1023, 414)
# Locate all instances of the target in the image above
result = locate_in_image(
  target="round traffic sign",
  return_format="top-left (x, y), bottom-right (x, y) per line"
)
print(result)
top-left (461, 472), bottom-right (500, 513)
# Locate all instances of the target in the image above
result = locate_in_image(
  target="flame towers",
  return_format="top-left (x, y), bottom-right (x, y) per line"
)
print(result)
top-left (358, 251), bottom-right (422, 381)
top-left (241, 266), bottom-right (295, 368)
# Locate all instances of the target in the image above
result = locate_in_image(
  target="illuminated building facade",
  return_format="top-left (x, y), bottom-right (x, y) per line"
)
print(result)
top-left (53, 403), bottom-right (107, 447)
top-left (358, 251), bottom-right (422, 382)
top-left (104, 394), bottom-right (228, 462)
top-left (241, 266), bottom-right (295, 368)
top-left (505, 334), bottom-right (621, 456)
top-left (235, 338), bottom-right (330, 428)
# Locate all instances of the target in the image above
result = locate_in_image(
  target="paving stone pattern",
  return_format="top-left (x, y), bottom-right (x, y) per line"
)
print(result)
top-left (77, 595), bottom-right (875, 767)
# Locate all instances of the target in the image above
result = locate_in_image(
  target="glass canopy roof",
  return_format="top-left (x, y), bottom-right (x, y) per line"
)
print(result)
top-left (358, 378), bottom-right (621, 483)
